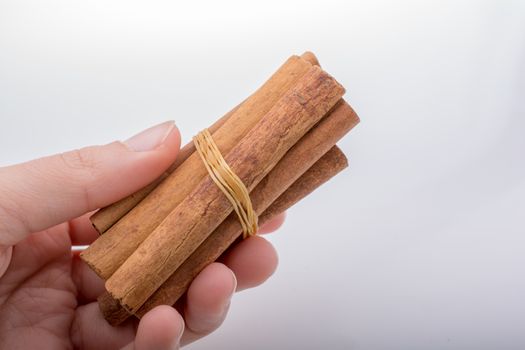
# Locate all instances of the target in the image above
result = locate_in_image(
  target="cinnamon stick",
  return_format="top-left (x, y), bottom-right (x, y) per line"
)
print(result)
top-left (105, 66), bottom-right (345, 313)
top-left (100, 145), bottom-right (351, 325)
top-left (259, 147), bottom-right (348, 223)
top-left (90, 52), bottom-right (320, 234)
top-left (140, 146), bottom-right (349, 317)
top-left (81, 54), bottom-right (317, 280)
top-left (89, 110), bottom-right (232, 233)
top-left (97, 99), bottom-right (358, 324)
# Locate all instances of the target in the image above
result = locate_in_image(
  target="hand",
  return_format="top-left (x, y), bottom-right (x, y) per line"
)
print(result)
top-left (0, 121), bottom-right (284, 349)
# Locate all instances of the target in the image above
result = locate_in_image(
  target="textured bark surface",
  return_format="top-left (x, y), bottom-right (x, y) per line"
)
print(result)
top-left (89, 52), bottom-right (321, 234)
top-left (99, 146), bottom-right (349, 325)
top-left (81, 54), bottom-right (316, 280)
top-left (89, 109), bottom-right (234, 234)
top-left (105, 66), bottom-right (345, 313)
top-left (98, 99), bottom-right (358, 324)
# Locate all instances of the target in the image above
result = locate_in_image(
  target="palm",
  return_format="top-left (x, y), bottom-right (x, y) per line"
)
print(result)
top-left (0, 223), bottom-right (78, 348)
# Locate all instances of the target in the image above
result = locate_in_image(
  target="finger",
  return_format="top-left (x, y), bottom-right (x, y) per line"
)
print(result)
top-left (0, 121), bottom-right (180, 246)
top-left (125, 305), bottom-right (184, 350)
top-left (181, 262), bottom-right (236, 346)
top-left (258, 212), bottom-right (286, 234)
top-left (69, 212), bottom-right (100, 245)
top-left (71, 302), bottom-right (137, 350)
top-left (221, 235), bottom-right (278, 291)
top-left (71, 254), bottom-right (106, 303)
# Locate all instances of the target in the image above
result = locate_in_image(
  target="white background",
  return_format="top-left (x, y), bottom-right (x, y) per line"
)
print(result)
top-left (1, 1), bottom-right (525, 349)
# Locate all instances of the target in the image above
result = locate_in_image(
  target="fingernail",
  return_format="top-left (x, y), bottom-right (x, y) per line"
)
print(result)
top-left (0, 245), bottom-right (13, 279)
top-left (175, 313), bottom-right (185, 343)
top-left (229, 269), bottom-right (238, 295)
top-left (124, 121), bottom-right (175, 152)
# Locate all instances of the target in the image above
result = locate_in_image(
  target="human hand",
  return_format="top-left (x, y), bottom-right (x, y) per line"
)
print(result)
top-left (0, 121), bottom-right (283, 349)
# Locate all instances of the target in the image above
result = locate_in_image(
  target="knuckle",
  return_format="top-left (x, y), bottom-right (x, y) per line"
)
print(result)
top-left (59, 147), bottom-right (100, 176)
top-left (58, 147), bottom-right (104, 210)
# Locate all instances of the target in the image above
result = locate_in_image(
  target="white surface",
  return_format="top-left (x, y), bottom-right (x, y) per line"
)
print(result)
top-left (1, 1), bottom-right (524, 349)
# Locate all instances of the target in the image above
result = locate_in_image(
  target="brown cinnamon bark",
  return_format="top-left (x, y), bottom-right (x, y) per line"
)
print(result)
top-left (97, 99), bottom-right (358, 324)
top-left (258, 147), bottom-right (348, 223)
top-left (89, 111), bottom-right (233, 234)
top-left (300, 51), bottom-right (320, 67)
top-left (81, 54), bottom-right (317, 280)
top-left (90, 52), bottom-right (320, 234)
top-left (140, 146), bottom-right (349, 317)
top-left (99, 146), bottom-right (350, 325)
top-left (105, 66), bottom-right (345, 313)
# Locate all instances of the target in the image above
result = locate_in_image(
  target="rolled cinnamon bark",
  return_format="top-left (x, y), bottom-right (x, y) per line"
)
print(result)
top-left (89, 52), bottom-right (320, 234)
top-left (81, 54), bottom-right (317, 280)
top-left (138, 146), bottom-right (349, 318)
top-left (100, 145), bottom-right (350, 325)
top-left (98, 99), bottom-right (358, 325)
top-left (105, 66), bottom-right (345, 313)
top-left (89, 110), bottom-right (233, 234)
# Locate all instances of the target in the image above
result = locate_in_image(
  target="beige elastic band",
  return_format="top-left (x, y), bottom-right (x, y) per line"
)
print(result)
top-left (193, 129), bottom-right (258, 238)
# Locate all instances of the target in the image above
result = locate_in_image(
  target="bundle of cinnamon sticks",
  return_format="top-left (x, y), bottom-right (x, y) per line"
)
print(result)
top-left (81, 52), bottom-right (360, 326)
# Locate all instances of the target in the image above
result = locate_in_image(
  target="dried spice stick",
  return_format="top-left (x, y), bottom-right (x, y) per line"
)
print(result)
top-left (100, 143), bottom-right (352, 325)
top-left (258, 147), bottom-right (348, 223)
top-left (105, 66), bottom-right (345, 313)
top-left (81, 54), bottom-right (317, 279)
top-left (90, 52), bottom-right (320, 234)
top-left (143, 146), bottom-right (348, 316)
top-left (89, 110), bottom-right (233, 233)
top-left (97, 100), bottom-right (358, 324)
top-left (98, 146), bottom-right (349, 325)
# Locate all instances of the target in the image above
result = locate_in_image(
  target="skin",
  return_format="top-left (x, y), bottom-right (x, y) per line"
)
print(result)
top-left (0, 121), bottom-right (284, 349)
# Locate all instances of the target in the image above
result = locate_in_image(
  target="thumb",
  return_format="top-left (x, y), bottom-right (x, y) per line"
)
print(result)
top-left (0, 121), bottom-right (180, 246)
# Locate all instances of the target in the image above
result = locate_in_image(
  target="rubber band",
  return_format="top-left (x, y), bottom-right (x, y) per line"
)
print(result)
top-left (193, 129), bottom-right (258, 238)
